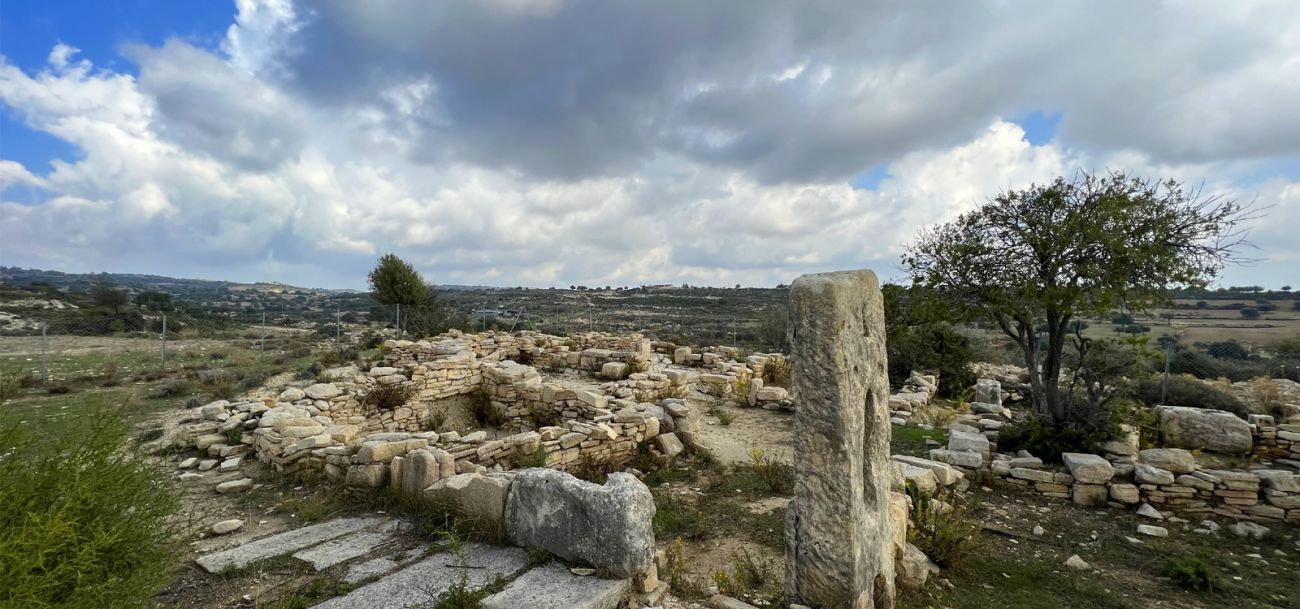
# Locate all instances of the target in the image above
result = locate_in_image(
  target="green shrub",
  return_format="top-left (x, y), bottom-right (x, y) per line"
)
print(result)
top-left (996, 414), bottom-right (1112, 462)
top-left (1134, 374), bottom-right (1246, 417)
top-left (147, 378), bottom-right (191, 399)
top-left (905, 483), bottom-right (981, 570)
top-left (1163, 555), bottom-right (1217, 591)
top-left (511, 446), bottom-right (547, 469)
top-left (887, 323), bottom-right (975, 398)
top-left (362, 384), bottom-right (415, 410)
top-left (0, 404), bottom-right (179, 609)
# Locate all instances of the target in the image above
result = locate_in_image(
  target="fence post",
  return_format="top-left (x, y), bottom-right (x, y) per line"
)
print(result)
top-left (395, 303), bottom-right (402, 340)
top-left (1160, 339), bottom-right (1173, 405)
top-left (336, 307), bottom-right (342, 358)
top-left (160, 314), bottom-right (168, 369)
top-left (40, 321), bottom-right (48, 382)
top-left (260, 311), bottom-right (267, 355)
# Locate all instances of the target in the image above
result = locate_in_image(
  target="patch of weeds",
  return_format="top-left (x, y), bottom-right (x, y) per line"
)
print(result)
top-left (276, 492), bottom-right (348, 524)
top-left (905, 482), bottom-right (981, 570)
top-left (147, 379), bottom-right (192, 399)
top-left (135, 428), bottom-right (165, 443)
top-left (46, 384), bottom-right (72, 395)
top-left (225, 427), bottom-right (244, 446)
top-left (468, 390), bottom-right (504, 427)
top-left (662, 538), bottom-right (709, 599)
top-left (706, 402), bottom-right (735, 425)
top-left (748, 448), bottom-right (794, 495)
top-left (525, 547), bottom-right (553, 569)
top-left (1163, 554), bottom-right (1217, 592)
top-left (653, 493), bottom-right (706, 540)
top-left (761, 357), bottom-right (791, 387)
top-left (363, 384), bottom-right (415, 410)
top-left (511, 446), bottom-right (547, 469)
top-left (0, 370), bottom-right (28, 404)
top-left (296, 362), bottom-right (323, 380)
top-left (569, 454), bottom-right (620, 484)
top-left (712, 546), bottom-right (772, 597)
top-left (208, 382), bottom-right (238, 400)
top-left (526, 404), bottom-right (560, 429)
top-left (426, 534), bottom-right (510, 609)
top-left (624, 356), bottom-right (648, 374)
top-left (262, 576), bottom-right (357, 609)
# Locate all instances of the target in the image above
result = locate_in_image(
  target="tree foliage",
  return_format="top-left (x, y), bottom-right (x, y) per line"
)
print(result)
top-left (367, 253), bottom-right (432, 306)
top-left (903, 171), bottom-right (1251, 429)
top-left (89, 282), bottom-right (128, 313)
top-left (883, 284), bottom-right (976, 397)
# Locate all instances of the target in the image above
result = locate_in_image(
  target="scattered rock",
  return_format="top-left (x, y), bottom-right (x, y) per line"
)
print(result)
top-left (1064, 555), bottom-right (1091, 571)
top-left (211, 519), bottom-right (244, 535)
top-left (1230, 521), bottom-right (1269, 541)
top-left (215, 478), bottom-right (253, 494)
top-left (1137, 503), bottom-right (1164, 520)
top-left (1137, 524), bottom-right (1168, 538)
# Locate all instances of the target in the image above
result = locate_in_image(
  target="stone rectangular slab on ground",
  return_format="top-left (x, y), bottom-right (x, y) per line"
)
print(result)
top-left (312, 544), bottom-right (528, 609)
top-left (482, 562), bottom-right (629, 609)
top-left (292, 524), bottom-right (399, 571)
top-left (196, 517), bottom-right (392, 573)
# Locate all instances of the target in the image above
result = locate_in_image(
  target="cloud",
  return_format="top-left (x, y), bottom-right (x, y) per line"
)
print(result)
top-left (1, 1), bottom-right (1298, 289)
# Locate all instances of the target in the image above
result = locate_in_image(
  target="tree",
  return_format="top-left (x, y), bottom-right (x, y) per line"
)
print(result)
top-left (90, 282), bottom-right (128, 313)
top-left (755, 305), bottom-right (790, 352)
top-left (367, 254), bottom-right (431, 306)
top-left (903, 171), bottom-right (1250, 430)
top-left (1240, 307), bottom-right (1261, 319)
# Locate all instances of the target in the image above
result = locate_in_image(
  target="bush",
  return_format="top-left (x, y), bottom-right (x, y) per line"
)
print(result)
top-left (1134, 374), bottom-right (1247, 417)
top-left (1205, 341), bottom-right (1249, 360)
top-left (146, 379), bottom-right (191, 399)
top-left (905, 483), bottom-right (981, 570)
top-left (1163, 555), bottom-right (1217, 591)
top-left (996, 414), bottom-right (1111, 462)
top-left (1240, 307), bottom-right (1261, 319)
top-left (887, 323), bottom-right (975, 398)
top-left (361, 384), bottom-right (414, 410)
top-left (0, 404), bottom-right (179, 609)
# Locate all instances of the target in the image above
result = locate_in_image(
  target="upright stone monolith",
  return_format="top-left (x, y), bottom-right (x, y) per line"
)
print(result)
top-left (784, 270), bottom-right (895, 609)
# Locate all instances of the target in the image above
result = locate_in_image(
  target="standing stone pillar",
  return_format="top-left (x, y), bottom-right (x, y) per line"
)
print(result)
top-left (784, 270), bottom-right (895, 609)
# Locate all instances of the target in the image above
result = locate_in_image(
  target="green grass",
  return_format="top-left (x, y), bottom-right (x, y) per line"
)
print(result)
top-left (891, 425), bottom-right (946, 457)
top-left (901, 553), bottom-right (1137, 609)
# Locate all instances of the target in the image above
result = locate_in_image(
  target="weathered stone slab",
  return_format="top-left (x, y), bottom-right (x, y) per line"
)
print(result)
top-left (1061, 453), bottom-right (1114, 485)
top-left (1156, 406), bottom-right (1252, 455)
top-left (505, 469), bottom-right (654, 578)
top-left (196, 517), bottom-right (390, 573)
top-left (784, 270), bottom-right (894, 609)
top-left (482, 562), bottom-right (629, 609)
top-left (424, 473), bottom-right (512, 531)
top-left (1139, 448), bottom-right (1196, 474)
top-left (292, 524), bottom-right (399, 571)
top-left (313, 543), bottom-right (528, 609)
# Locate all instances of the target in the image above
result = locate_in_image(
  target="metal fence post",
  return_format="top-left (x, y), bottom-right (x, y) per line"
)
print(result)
top-left (260, 311), bottom-right (267, 355)
top-left (395, 303), bottom-right (402, 339)
top-left (160, 314), bottom-right (168, 369)
top-left (336, 307), bottom-right (342, 358)
top-left (1160, 339), bottom-right (1173, 405)
top-left (40, 321), bottom-right (48, 382)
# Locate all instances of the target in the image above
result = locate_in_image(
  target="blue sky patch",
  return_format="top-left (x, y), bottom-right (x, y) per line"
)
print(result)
top-left (1013, 111), bottom-right (1062, 146)
top-left (850, 163), bottom-right (891, 190)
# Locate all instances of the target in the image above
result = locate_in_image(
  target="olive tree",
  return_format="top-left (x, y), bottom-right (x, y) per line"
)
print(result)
top-left (367, 254), bottom-right (431, 306)
top-left (903, 172), bottom-right (1251, 430)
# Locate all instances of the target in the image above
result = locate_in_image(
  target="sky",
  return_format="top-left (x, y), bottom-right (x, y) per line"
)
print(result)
top-left (1, 1), bottom-right (1298, 290)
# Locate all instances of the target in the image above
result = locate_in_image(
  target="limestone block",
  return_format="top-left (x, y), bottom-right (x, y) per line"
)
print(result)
top-left (1138, 448), bottom-right (1196, 474)
top-left (1156, 406), bottom-right (1252, 455)
top-left (1061, 453), bottom-right (1114, 485)
top-left (425, 473), bottom-right (512, 531)
top-left (783, 270), bottom-right (894, 609)
top-left (505, 469), bottom-right (655, 578)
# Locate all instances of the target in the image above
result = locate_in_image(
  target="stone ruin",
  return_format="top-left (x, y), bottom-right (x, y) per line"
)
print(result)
top-left (784, 269), bottom-right (898, 609)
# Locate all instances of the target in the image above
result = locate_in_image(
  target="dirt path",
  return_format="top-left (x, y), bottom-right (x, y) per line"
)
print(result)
top-left (691, 395), bottom-right (794, 464)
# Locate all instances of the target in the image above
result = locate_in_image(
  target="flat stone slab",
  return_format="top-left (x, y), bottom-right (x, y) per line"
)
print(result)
top-left (196, 517), bottom-right (391, 573)
top-left (292, 523), bottom-right (400, 571)
top-left (341, 548), bottom-right (429, 585)
top-left (312, 543), bottom-right (528, 609)
top-left (482, 562), bottom-right (629, 609)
